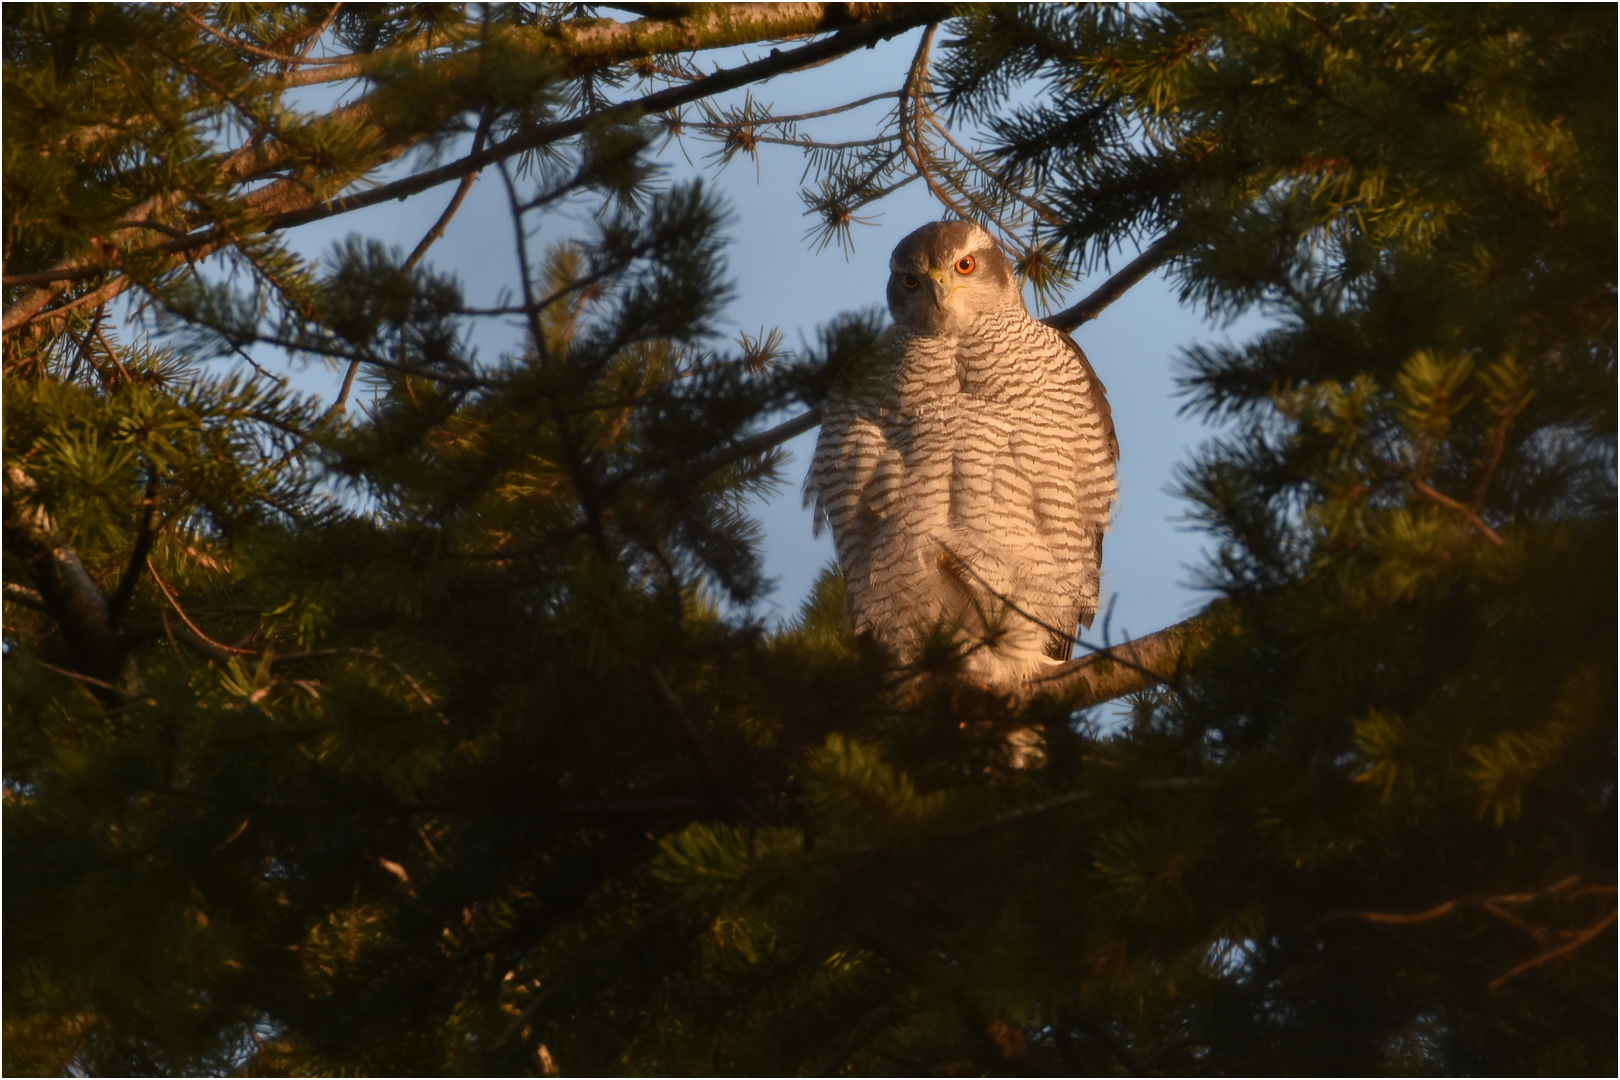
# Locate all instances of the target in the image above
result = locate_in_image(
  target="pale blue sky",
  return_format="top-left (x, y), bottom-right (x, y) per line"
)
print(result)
top-left (147, 26), bottom-right (1270, 646)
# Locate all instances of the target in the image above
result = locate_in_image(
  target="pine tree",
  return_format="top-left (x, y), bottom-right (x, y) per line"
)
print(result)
top-left (5, 5), bottom-right (1613, 1076)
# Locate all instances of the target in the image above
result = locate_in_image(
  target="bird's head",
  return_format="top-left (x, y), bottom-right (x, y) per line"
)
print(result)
top-left (886, 221), bottom-right (1022, 335)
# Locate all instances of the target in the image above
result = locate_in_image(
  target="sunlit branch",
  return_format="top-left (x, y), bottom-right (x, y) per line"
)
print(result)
top-left (2, 5), bottom-right (943, 332)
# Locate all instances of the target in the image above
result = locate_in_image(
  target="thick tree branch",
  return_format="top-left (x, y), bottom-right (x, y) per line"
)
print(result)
top-left (107, 473), bottom-right (160, 628)
top-left (259, 5), bottom-right (942, 232)
top-left (252, 3), bottom-right (918, 92)
top-left (4, 582), bottom-right (48, 611)
top-left (1029, 615), bottom-right (1216, 707)
top-left (3, 466), bottom-right (119, 680)
top-left (2, 4), bottom-right (941, 333)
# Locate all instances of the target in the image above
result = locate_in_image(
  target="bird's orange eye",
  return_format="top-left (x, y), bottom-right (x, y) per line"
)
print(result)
top-left (956, 255), bottom-right (975, 275)
top-left (901, 274), bottom-right (920, 289)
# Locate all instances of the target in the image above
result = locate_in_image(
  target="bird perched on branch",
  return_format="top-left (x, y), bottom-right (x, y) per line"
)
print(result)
top-left (806, 221), bottom-right (1118, 688)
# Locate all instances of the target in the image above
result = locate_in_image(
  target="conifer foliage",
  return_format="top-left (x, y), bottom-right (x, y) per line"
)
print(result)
top-left (4, 5), bottom-right (1614, 1075)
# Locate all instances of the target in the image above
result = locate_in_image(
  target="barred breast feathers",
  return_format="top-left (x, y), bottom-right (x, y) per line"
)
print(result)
top-left (805, 221), bottom-right (1120, 686)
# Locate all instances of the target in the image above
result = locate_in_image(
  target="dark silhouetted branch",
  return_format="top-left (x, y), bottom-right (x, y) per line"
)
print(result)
top-left (1043, 234), bottom-right (1177, 333)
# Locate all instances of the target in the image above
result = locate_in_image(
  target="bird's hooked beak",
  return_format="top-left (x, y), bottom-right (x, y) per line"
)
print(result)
top-left (924, 266), bottom-right (952, 310)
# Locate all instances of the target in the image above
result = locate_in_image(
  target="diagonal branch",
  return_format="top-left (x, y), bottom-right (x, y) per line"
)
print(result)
top-left (1489, 909), bottom-right (1618, 989)
top-left (328, 108), bottom-right (496, 417)
top-left (682, 405), bottom-right (825, 478)
top-left (2, 4), bottom-right (943, 335)
top-left (259, 6), bottom-right (944, 233)
top-left (1042, 233), bottom-right (1178, 333)
top-left (146, 558), bottom-right (256, 657)
top-left (1029, 615), bottom-right (1216, 707)
top-left (1411, 477), bottom-right (1505, 547)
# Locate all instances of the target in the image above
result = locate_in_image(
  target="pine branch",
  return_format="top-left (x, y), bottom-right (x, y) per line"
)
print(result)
top-left (253, 3), bottom-right (932, 92)
top-left (1042, 233), bottom-right (1177, 333)
top-left (2, 466), bottom-right (119, 681)
top-left (682, 405), bottom-right (825, 478)
top-left (4, 582), bottom-right (48, 611)
top-left (647, 665), bottom-right (766, 826)
top-left (1028, 615), bottom-right (1216, 707)
top-left (2, 5), bottom-right (943, 334)
top-left (1489, 910), bottom-right (1618, 989)
top-left (29, 660), bottom-right (143, 699)
top-left (106, 473), bottom-right (160, 629)
top-left (261, 6), bottom-right (943, 231)
top-left (1410, 478), bottom-right (1505, 547)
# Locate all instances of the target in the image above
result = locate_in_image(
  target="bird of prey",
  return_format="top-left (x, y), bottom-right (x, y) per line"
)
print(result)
top-left (805, 221), bottom-right (1118, 688)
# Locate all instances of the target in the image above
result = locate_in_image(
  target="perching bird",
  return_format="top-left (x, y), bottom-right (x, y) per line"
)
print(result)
top-left (805, 221), bottom-right (1118, 688)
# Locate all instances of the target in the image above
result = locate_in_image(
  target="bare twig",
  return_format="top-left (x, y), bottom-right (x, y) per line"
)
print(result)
top-left (943, 791), bottom-right (1092, 838)
top-left (329, 357), bottom-right (365, 417)
top-left (1308, 874), bottom-right (1587, 932)
top-left (168, 4), bottom-right (350, 67)
top-left (1311, 898), bottom-right (1462, 928)
top-left (897, 25), bottom-right (973, 226)
top-left (1411, 478), bottom-right (1505, 547)
top-left (92, 317), bottom-right (136, 383)
top-left (158, 610), bottom-right (238, 664)
top-left (923, 112), bottom-right (1061, 228)
top-left (1308, 874), bottom-right (1616, 990)
top-left (328, 109), bottom-right (494, 417)
top-left (289, 3), bottom-right (344, 69)
top-left (682, 406), bottom-right (825, 478)
top-left (1468, 384), bottom-right (1529, 514)
top-left (273, 648), bottom-right (437, 708)
top-left (1489, 910), bottom-right (1618, 989)
top-left (31, 659), bottom-right (143, 698)
top-left (403, 109), bottom-right (494, 273)
top-left (146, 557), bottom-right (256, 656)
